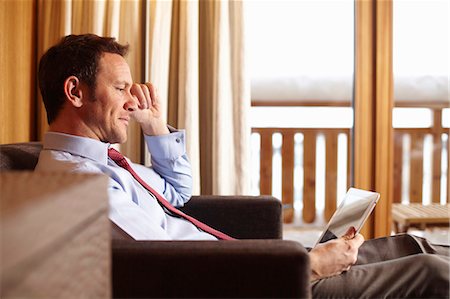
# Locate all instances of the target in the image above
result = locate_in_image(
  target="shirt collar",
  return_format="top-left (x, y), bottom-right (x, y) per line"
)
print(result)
top-left (43, 132), bottom-right (110, 165)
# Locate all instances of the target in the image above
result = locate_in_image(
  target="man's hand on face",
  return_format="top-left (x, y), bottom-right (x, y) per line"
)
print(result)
top-left (130, 83), bottom-right (170, 136)
top-left (309, 227), bottom-right (364, 282)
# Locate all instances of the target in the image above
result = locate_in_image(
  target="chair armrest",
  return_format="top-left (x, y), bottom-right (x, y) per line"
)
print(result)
top-left (0, 142), bottom-right (42, 171)
top-left (112, 239), bottom-right (311, 298)
top-left (180, 195), bottom-right (283, 239)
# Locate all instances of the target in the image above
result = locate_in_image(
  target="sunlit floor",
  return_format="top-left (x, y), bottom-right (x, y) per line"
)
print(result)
top-left (282, 225), bottom-right (322, 248)
top-left (283, 225), bottom-right (450, 248)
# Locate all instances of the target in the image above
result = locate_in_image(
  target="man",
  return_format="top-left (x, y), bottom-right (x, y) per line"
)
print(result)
top-left (35, 34), bottom-right (216, 241)
top-left (35, 34), bottom-right (449, 298)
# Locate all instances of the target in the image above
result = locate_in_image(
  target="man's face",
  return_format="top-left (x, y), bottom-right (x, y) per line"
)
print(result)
top-left (80, 53), bottom-right (136, 144)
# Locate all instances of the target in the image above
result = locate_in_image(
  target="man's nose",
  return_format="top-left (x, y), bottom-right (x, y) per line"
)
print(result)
top-left (124, 94), bottom-right (138, 112)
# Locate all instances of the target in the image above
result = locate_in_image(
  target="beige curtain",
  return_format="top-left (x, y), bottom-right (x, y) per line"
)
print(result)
top-left (198, 0), bottom-right (251, 195)
top-left (36, 0), bottom-right (250, 196)
top-left (146, 0), bottom-right (202, 193)
top-left (146, 0), bottom-right (250, 195)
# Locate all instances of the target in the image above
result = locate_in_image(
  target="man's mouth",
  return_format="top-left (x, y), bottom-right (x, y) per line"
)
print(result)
top-left (119, 117), bottom-right (130, 125)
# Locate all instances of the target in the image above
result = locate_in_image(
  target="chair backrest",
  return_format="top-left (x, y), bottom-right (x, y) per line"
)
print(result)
top-left (0, 142), bottom-right (43, 171)
top-left (0, 141), bottom-right (134, 240)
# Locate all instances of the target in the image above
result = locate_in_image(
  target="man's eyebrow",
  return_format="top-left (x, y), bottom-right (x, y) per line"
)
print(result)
top-left (114, 81), bottom-right (131, 87)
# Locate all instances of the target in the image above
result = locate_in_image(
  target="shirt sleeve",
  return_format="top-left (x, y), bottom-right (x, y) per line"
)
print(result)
top-left (134, 129), bottom-right (193, 207)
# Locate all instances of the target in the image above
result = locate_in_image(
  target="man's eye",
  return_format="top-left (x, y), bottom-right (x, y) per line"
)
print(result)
top-left (116, 87), bottom-right (125, 92)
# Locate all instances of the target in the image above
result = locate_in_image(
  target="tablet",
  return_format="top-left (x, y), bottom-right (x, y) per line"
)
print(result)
top-left (315, 188), bottom-right (380, 246)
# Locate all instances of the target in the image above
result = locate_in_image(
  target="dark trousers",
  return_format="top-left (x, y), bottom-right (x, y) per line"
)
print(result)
top-left (312, 234), bottom-right (450, 298)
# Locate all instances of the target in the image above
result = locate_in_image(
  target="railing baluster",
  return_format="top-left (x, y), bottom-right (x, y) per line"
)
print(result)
top-left (259, 130), bottom-right (273, 196)
top-left (282, 131), bottom-right (295, 223)
top-left (325, 131), bottom-right (338, 221)
top-left (347, 129), bottom-right (352, 190)
top-left (393, 132), bottom-right (403, 203)
top-left (303, 131), bottom-right (316, 223)
top-left (410, 132), bottom-right (424, 203)
top-left (432, 109), bottom-right (442, 203)
top-left (447, 134), bottom-right (449, 204)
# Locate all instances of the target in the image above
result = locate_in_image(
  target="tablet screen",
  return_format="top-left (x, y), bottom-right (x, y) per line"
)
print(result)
top-left (316, 188), bottom-right (380, 245)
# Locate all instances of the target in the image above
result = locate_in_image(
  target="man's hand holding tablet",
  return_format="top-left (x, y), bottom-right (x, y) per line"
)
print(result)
top-left (309, 188), bottom-right (380, 281)
top-left (309, 226), bottom-right (364, 281)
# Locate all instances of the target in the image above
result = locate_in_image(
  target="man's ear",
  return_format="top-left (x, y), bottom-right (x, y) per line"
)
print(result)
top-left (64, 76), bottom-right (84, 107)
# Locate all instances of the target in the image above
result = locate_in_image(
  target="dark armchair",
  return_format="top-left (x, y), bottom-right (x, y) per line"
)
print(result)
top-left (0, 142), bottom-right (311, 298)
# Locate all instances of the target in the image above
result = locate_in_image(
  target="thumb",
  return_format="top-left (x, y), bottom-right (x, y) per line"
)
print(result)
top-left (342, 226), bottom-right (356, 240)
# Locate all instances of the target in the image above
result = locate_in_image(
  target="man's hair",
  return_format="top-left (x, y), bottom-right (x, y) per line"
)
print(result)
top-left (38, 34), bottom-right (129, 124)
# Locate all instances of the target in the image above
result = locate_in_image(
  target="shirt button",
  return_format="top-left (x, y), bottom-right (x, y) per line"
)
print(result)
top-left (175, 138), bottom-right (181, 143)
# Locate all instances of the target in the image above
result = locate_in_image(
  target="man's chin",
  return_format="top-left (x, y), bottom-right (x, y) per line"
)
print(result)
top-left (106, 134), bottom-right (127, 145)
top-left (114, 136), bottom-right (127, 144)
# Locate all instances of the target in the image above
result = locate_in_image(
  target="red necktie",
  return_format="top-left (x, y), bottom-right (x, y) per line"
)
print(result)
top-left (108, 148), bottom-right (234, 240)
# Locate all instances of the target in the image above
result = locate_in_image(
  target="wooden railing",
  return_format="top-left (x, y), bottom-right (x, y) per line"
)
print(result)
top-left (252, 106), bottom-right (449, 224)
top-left (394, 107), bottom-right (449, 204)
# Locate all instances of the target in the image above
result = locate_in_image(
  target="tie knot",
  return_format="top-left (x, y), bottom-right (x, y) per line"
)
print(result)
top-left (108, 148), bottom-right (128, 168)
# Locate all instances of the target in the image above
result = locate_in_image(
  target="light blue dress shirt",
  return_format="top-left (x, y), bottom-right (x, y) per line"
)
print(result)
top-left (35, 131), bottom-right (217, 241)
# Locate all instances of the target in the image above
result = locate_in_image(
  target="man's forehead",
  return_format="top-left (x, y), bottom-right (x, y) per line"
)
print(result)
top-left (98, 52), bottom-right (132, 80)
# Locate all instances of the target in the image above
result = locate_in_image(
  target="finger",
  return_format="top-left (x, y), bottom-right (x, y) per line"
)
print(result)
top-left (342, 226), bottom-right (356, 240)
top-left (349, 233), bottom-right (365, 248)
top-left (141, 84), bottom-right (152, 108)
top-left (145, 83), bottom-right (158, 106)
top-left (130, 83), bottom-right (147, 109)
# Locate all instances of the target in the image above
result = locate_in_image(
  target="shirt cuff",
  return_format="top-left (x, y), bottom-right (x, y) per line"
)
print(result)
top-left (144, 129), bottom-right (186, 160)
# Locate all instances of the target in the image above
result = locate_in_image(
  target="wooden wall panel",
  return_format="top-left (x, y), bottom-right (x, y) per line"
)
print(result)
top-left (354, 0), bottom-right (376, 238)
top-left (373, 0), bottom-right (394, 237)
top-left (0, 0), bottom-right (36, 144)
top-left (354, 0), bottom-right (394, 238)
